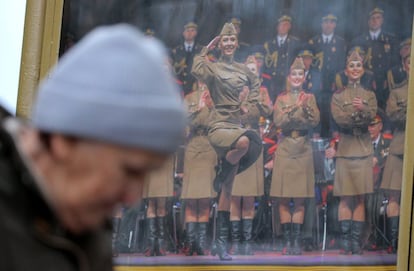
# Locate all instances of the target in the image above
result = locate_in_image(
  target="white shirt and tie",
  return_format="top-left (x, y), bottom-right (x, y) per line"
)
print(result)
top-left (277, 35), bottom-right (287, 47)
top-left (322, 33), bottom-right (333, 44)
top-left (369, 29), bottom-right (381, 40)
top-left (184, 42), bottom-right (194, 52)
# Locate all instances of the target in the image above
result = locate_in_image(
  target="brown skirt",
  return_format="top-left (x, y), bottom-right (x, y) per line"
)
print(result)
top-left (270, 152), bottom-right (315, 198)
top-left (142, 157), bottom-right (174, 198)
top-left (232, 151), bottom-right (264, 197)
top-left (181, 136), bottom-right (217, 199)
top-left (333, 156), bottom-right (373, 196)
top-left (380, 154), bottom-right (403, 191)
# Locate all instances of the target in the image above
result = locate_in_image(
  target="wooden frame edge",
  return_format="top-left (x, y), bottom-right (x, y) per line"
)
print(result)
top-left (16, 0), bottom-right (63, 118)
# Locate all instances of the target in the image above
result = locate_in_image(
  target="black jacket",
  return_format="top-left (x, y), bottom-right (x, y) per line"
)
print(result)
top-left (0, 108), bottom-right (113, 271)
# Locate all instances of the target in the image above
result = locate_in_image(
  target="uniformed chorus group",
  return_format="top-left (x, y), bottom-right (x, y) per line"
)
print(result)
top-left (114, 7), bottom-right (411, 260)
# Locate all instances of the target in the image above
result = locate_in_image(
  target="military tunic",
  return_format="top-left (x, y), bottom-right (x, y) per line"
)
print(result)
top-left (171, 44), bottom-right (202, 95)
top-left (270, 90), bottom-right (320, 198)
top-left (181, 90), bottom-right (217, 199)
top-left (308, 34), bottom-right (347, 92)
top-left (381, 83), bottom-right (407, 191)
top-left (263, 35), bottom-right (301, 102)
top-left (232, 86), bottom-right (273, 197)
top-left (331, 83), bottom-right (377, 196)
top-left (353, 31), bottom-right (399, 109)
top-left (387, 63), bottom-right (408, 90)
top-left (192, 47), bottom-right (262, 173)
top-left (142, 156), bottom-right (175, 198)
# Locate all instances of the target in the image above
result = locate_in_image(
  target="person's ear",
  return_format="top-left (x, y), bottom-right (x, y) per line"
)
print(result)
top-left (49, 134), bottom-right (76, 161)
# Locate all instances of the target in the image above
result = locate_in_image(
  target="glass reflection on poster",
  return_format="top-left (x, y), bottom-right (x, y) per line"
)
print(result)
top-left (60, 0), bottom-right (413, 269)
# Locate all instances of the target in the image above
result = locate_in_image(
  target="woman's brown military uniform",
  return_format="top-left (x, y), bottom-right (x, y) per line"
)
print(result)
top-left (232, 86), bottom-right (273, 197)
top-left (142, 156), bottom-right (175, 198)
top-left (192, 47), bottom-right (262, 173)
top-left (381, 83), bottom-right (407, 191)
top-left (270, 90), bottom-right (320, 198)
top-left (331, 83), bottom-right (377, 196)
top-left (181, 90), bottom-right (217, 199)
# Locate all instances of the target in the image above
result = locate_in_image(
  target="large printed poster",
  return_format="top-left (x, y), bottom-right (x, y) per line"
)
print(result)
top-left (60, 0), bottom-right (413, 270)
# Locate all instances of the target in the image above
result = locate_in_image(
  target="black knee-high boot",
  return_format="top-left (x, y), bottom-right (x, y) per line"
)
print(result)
top-left (291, 223), bottom-right (302, 255)
top-left (144, 218), bottom-right (157, 257)
top-left (211, 211), bottom-right (232, 260)
top-left (230, 220), bottom-right (242, 255)
top-left (339, 220), bottom-right (352, 254)
top-left (242, 219), bottom-right (254, 255)
top-left (351, 221), bottom-right (364, 255)
top-left (196, 222), bottom-right (209, 255)
top-left (387, 216), bottom-right (399, 254)
top-left (156, 216), bottom-right (167, 256)
top-left (185, 222), bottom-right (197, 256)
top-left (281, 223), bottom-right (292, 255)
top-left (112, 217), bottom-right (121, 257)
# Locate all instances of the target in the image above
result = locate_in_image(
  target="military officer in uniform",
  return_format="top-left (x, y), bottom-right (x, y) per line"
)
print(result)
top-left (171, 21), bottom-right (202, 96)
top-left (263, 14), bottom-right (301, 102)
top-left (387, 37), bottom-right (411, 90)
top-left (331, 50), bottom-right (377, 255)
top-left (365, 113), bottom-right (392, 250)
top-left (270, 57), bottom-right (320, 255)
top-left (308, 12), bottom-right (346, 138)
top-left (192, 23), bottom-right (262, 261)
top-left (353, 7), bottom-right (399, 109)
top-left (380, 53), bottom-right (410, 254)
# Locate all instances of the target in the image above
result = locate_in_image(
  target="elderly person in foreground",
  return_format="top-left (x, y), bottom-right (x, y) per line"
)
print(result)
top-left (0, 24), bottom-right (186, 270)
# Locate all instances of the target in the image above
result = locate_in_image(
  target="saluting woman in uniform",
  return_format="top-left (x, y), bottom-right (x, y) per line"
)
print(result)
top-left (380, 53), bottom-right (410, 254)
top-left (230, 56), bottom-right (273, 255)
top-left (181, 81), bottom-right (216, 256)
top-left (192, 23), bottom-right (263, 260)
top-left (270, 57), bottom-right (320, 255)
top-left (331, 50), bottom-right (377, 255)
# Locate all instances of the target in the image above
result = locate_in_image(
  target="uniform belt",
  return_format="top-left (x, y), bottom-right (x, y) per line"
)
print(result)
top-left (340, 127), bottom-right (368, 136)
top-left (283, 130), bottom-right (307, 138)
top-left (192, 127), bottom-right (209, 136)
top-left (215, 105), bottom-right (239, 111)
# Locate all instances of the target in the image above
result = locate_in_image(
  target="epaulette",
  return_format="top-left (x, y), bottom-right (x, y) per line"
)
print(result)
top-left (279, 90), bottom-right (288, 96)
top-left (239, 41), bottom-right (250, 47)
top-left (334, 86), bottom-right (346, 94)
top-left (383, 133), bottom-right (393, 140)
top-left (262, 73), bottom-right (272, 80)
top-left (364, 69), bottom-right (374, 76)
top-left (335, 74), bottom-right (343, 90)
top-left (334, 35), bottom-right (345, 41)
top-left (308, 39), bottom-right (314, 45)
top-left (289, 35), bottom-right (300, 41)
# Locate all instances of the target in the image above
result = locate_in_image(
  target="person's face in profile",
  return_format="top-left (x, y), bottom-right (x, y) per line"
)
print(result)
top-left (219, 34), bottom-right (238, 57)
top-left (288, 68), bottom-right (305, 89)
top-left (48, 137), bottom-right (167, 234)
top-left (302, 56), bottom-right (313, 70)
top-left (345, 60), bottom-right (365, 82)
top-left (403, 55), bottom-right (411, 74)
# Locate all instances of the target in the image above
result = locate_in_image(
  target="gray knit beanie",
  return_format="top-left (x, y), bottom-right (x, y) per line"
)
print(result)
top-left (32, 24), bottom-right (186, 153)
